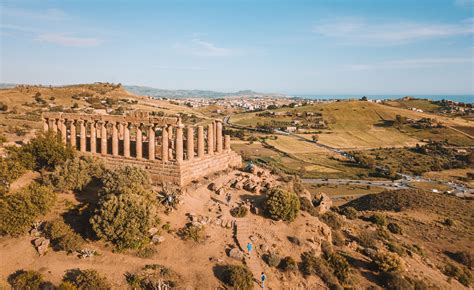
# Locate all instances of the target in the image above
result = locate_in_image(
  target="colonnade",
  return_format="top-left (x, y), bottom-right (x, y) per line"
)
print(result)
top-left (42, 113), bottom-right (231, 164)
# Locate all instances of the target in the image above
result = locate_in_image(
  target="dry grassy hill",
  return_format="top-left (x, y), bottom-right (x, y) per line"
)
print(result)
top-left (231, 100), bottom-right (473, 149)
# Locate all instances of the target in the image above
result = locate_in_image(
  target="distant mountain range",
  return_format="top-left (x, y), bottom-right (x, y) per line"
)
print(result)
top-left (124, 85), bottom-right (281, 98)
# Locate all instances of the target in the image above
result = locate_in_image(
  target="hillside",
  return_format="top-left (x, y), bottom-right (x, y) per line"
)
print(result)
top-left (125, 85), bottom-right (274, 98)
top-left (231, 100), bottom-right (473, 149)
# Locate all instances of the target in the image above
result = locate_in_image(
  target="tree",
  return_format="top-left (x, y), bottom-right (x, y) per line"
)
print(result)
top-left (265, 188), bottom-right (300, 222)
top-left (100, 166), bottom-right (151, 197)
top-left (90, 193), bottom-right (159, 250)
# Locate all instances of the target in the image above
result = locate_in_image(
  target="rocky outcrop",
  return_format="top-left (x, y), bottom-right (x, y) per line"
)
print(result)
top-left (313, 192), bottom-right (332, 215)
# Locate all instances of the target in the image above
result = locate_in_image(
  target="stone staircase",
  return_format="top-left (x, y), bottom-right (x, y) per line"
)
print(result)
top-left (234, 219), bottom-right (264, 288)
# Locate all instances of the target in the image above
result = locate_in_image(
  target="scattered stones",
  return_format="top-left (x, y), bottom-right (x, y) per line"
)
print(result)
top-left (250, 235), bottom-right (258, 242)
top-left (79, 248), bottom-right (96, 259)
top-left (33, 237), bottom-right (50, 256)
top-left (229, 248), bottom-right (244, 260)
top-left (152, 235), bottom-right (165, 244)
top-left (148, 227), bottom-right (159, 236)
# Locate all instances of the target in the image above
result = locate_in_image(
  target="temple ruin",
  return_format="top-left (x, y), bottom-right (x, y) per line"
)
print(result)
top-left (41, 112), bottom-right (241, 186)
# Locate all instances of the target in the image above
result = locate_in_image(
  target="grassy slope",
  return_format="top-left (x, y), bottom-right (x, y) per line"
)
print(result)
top-left (231, 101), bottom-right (473, 149)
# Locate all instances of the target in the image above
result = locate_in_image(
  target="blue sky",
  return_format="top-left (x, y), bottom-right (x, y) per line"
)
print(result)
top-left (1, 0), bottom-right (473, 95)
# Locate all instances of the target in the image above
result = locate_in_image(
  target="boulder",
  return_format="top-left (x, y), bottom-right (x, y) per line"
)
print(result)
top-left (152, 235), bottom-right (165, 244)
top-left (229, 248), bottom-right (244, 260)
top-left (208, 183), bottom-right (218, 191)
top-left (148, 227), bottom-right (159, 236)
top-left (313, 192), bottom-right (332, 215)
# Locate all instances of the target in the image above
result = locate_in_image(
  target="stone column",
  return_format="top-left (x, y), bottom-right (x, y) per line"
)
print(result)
top-left (175, 125), bottom-right (183, 163)
top-left (112, 122), bottom-right (119, 156)
top-left (43, 118), bottom-right (48, 132)
top-left (90, 121), bottom-right (96, 154)
top-left (50, 119), bottom-right (58, 133)
top-left (162, 126), bottom-right (169, 162)
top-left (213, 121), bottom-right (217, 151)
top-left (224, 135), bottom-right (231, 151)
top-left (207, 123), bottom-right (214, 155)
top-left (60, 120), bottom-right (67, 143)
top-left (186, 126), bottom-right (194, 161)
top-left (79, 120), bottom-right (86, 152)
top-left (119, 122), bottom-right (124, 139)
top-left (136, 124), bottom-right (143, 159)
top-left (148, 125), bottom-right (156, 160)
top-left (100, 121), bottom-right (107, 155)
top-left (197, 125), bottom-right (204, 158)
top-left (123, 122), bottom-right (130, 158)
top-left (69, 120), bottom-right (76, 149)
top-left (216, 121), bottom-right (223, 153)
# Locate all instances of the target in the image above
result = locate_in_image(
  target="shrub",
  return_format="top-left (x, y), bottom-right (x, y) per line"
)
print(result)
top-left (44, 218), bottom-right (84, 253)
top-left (263, 252), bottom-right (281, 267)
top-left (178, 224), bottom-right (205, 242)
top-left (90, 193), bottom-right (159, 250)
top-left (327, 252), bottom-right (352, 285)
top-left (280, 256), bottom-right (298, 271)
top-left (321, 211), bottom-right (344, 230)
top-left (47, 157), bottom-right (105, 192)
top-left (300, 251), bottom-right (341, 289)
top-left (444, 263), bottom-right (472, 287)
top-left (372, 251), bottom-right (404, 273)
top-left (136, 246), bottom-right (157, 259)
top-left (340, 207), bottom-right (357, 220)
top-left (126, 264), bottom-right (181, 289)
top-left (452, 251), bottom-right (473, 269)
top-left (230, 205), bottom-right (248, 218)
top-left (63, 269), bottom-right (110, 290)
top-left (443, 218), bottom-right (454, 226)
top-left (386, 241), bottom-right (406, 257)
top-left (20, 131), bottom-right (75, 171)
top-left (0, 157), bottom-right (27, 195)
top-left (221, 265), bottom-right (253, 290)
top-left (265, 188), bottom-right (300, 222)
top-left (387, 222), bottom-right (402, 234)
top-left (0, 183), bottom-right (56, 236)
top-left (57, 281), bottom-right (78, 290)
top-left (370, 213), bottom-right (387, 226)
top-left (8, 270), bottom-right (45, 289)
top-left (100, 166), bottom-right (151, 196)
top-left (299, 196), bottom-right (318, 216)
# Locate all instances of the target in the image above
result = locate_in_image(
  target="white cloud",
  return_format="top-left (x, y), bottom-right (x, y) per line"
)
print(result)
top-left (176, 37), bottom-right (234, 57)
top-left (313, 18), bottom-right (474, 45)
top-left (342, 57), bottom-right (473, 71)
top-left (36, 33), bottom-right (101, 47)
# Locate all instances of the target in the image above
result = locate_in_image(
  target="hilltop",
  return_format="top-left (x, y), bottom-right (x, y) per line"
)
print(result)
top-left (125, 85), bottom-right (279, 98)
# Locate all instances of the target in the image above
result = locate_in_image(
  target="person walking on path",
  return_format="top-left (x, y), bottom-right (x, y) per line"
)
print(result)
top-left (246, 242), bottom-right (253, 255)
top-left (261, 272), bottom-right (266, 289)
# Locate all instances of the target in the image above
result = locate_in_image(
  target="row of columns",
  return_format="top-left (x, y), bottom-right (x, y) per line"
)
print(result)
top-left (43, 118), bottom-right (230, 163)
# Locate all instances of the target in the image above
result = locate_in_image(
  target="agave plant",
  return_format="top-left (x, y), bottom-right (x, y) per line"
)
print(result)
top-left (157, 184), bottom-right (181, 213)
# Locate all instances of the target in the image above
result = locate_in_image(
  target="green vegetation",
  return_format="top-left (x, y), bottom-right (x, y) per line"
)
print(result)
top-left (264, 188), bottom-right (300, 222)
top-left (44, 218), bottom-right (84, 253)
top-left (8, 270), bottom-right (49, 290)
top-left (371, 251), bottom-right (404, 273)
top-left (443, 263), bottom-right (472, 287)
top-left (321, 211), bottom-right (345, 230)
top-left (230, 205), bottom-right (248, 218)
top-left (0, 183), bottom-right (56, 236)
top-left (178, 224), bottom-right (205, 242)
top-left (63, 269), bottom-right (111, 290)
top-left (126, 264), bottom-right (181, 289)
top-left (90, 166), bottom-right (159, 250)
top-left (221, 265), bottom-right (253, 290)
top-left (46, 157), bottom-right (105, 192)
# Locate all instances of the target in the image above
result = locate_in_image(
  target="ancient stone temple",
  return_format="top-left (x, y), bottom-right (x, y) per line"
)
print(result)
top-left (41, 112), bottom-right (241, 186)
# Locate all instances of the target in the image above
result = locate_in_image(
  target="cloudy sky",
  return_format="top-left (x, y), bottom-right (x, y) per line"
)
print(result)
top-left (1, 0), bottom-right (473, 95)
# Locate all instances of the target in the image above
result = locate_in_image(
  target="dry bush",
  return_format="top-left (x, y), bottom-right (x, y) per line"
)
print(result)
top-left (387, 222), bottom-right (402, 234)
top-left (178, 224), bottom-right (205, 242)
top-left (126, 264), bottom-right (181, 289)
top-left (372, 251), bottom-right (404, 273)
top-left (280, 256), bottom-right (298, 271)
top-left (0, 183), bottom-right (56, 236)
top-left (300, 251), bottom-right (342, 289)
top-left (63, 269), bottom-right (110, 290)
top-left (321, 211), bottom-right (344, 230)
top-left (8, 270), bottom-right (46, 289)
top-left (263, 252), bottom-right (281, 267)
top-left (44, 218), bottom-right (84, 253)
top-left (340, 206), bottom-right (358, 220)
top-left (265, 188), bottom-right (300, 222)
top-left (230, 205), bottom-right (248, 218)
top-left (370, 213), bottom-right (387, 226)
top-left (221, 265), bottom-right (253, 290)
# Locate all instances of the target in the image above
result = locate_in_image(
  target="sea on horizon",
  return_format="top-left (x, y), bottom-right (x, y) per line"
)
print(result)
top-left (292, 95), bottom-right (473, 103)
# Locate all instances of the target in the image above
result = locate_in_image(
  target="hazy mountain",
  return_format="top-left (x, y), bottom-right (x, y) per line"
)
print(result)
top-left (124, 85), bottom-right (276, 98)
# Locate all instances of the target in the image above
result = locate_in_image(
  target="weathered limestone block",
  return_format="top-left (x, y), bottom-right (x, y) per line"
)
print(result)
top-left (314, 192), bottom-right (332, 215)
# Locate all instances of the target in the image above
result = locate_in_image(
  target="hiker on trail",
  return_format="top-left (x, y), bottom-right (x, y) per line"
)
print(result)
top-left (261, 272), bottom-right (266, 289)
top-left (246, 242), bottom-right (253, 254)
